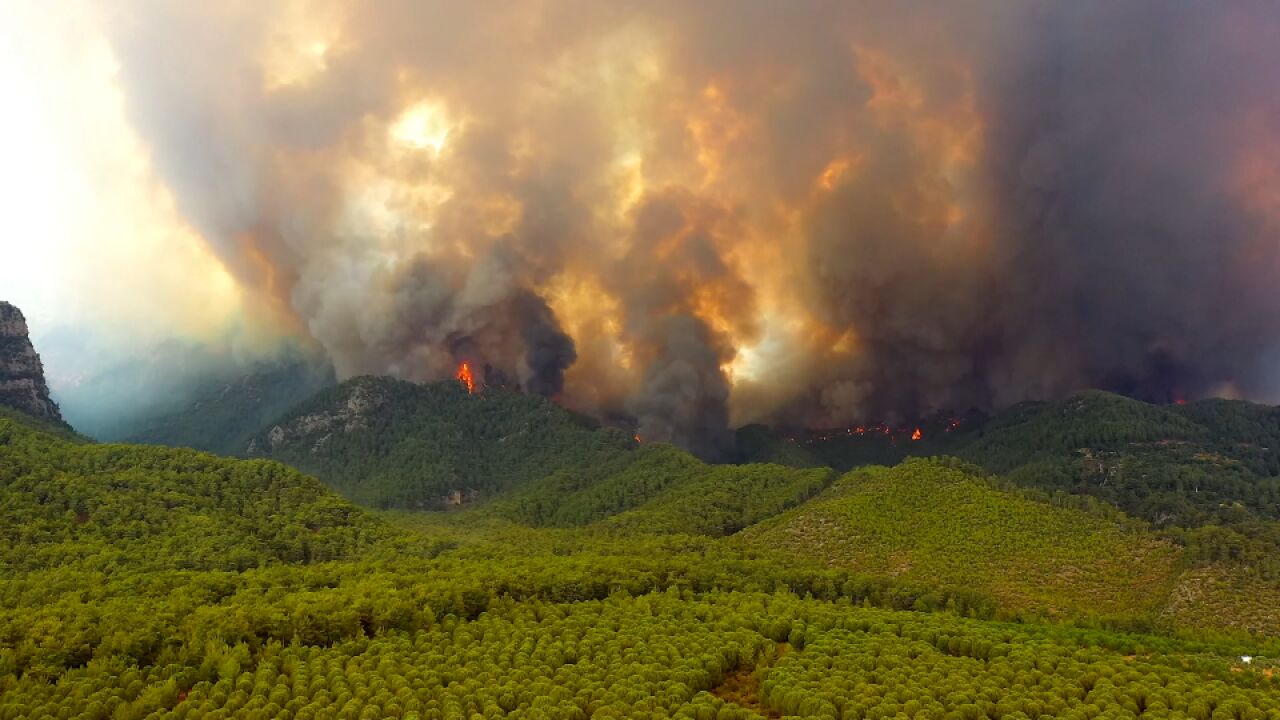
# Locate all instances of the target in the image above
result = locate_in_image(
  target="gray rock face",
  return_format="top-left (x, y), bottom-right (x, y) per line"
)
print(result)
top-left (255, 377), bottom-right (388, 455)
top-left (0, 301), bottom-right (63, 421)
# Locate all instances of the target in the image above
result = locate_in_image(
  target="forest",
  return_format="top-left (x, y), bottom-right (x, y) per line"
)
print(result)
top-left (4, 391), bottom-right (1280, 719)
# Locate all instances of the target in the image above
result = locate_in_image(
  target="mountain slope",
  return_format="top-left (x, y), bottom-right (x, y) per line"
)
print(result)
top-left (254, 376), bottom-right (833, 532)
top-left (250, 375), bottom-right (638, 508)
top-left (741, 458), bottom-right (1180, 621)
top-left (734, 423), bottom-right (826, 467)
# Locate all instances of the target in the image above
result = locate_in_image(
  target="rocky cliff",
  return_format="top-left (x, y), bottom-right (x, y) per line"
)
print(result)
top-left (0, 301), bottom-right (63, 422)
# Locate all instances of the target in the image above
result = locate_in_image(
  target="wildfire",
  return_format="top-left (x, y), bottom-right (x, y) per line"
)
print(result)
top-left (911, 427), bottom-right (922, 441)
top-left (634, 434), bottom-right (642, 443)
top-left (455, 361), bottom-right (475, 394)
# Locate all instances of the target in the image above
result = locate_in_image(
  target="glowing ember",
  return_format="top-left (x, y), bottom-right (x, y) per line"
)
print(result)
top-left (455, 362), bottom-right (475, 394)
top-left (911, 427), bottom-right (922, 441)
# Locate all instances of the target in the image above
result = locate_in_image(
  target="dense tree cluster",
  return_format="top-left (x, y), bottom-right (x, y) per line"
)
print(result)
top-left (496, 444), bottom-right (831, 536)
top-left (3, 593), bottom-right (1277, 720)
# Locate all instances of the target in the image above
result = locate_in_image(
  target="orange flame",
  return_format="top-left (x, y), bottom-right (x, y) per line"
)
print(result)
top-left (634, 434), bottom-right (642, 443)
top-left (455, 361), bottom-right (475, 394)
top-left (911, 427), bottom-right (922, 441)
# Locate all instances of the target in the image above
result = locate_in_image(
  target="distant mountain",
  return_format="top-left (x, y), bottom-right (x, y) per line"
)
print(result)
top-left (50, 336), bottom-right (243, 440)
top-left (52, 338), bottom-right (334, 453)
top-left (123, 354), bottom-right (335, 456)
top-left (0, 301), bottom-right (64, 424)
top-left (754, 391), bottom-right (1280, 526)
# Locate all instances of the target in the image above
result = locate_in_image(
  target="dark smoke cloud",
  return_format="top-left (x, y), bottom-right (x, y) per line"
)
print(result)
top-left (627, 315), bottom-right (734, 461)
top-left (94, 1), bottom-right (1280, 455)
top-left (977, 3), bottom-right (1280, 406)
top-left (743, 1), bottom-right (1280, 424)
top-left (516, 291), bottom-right (578, 397)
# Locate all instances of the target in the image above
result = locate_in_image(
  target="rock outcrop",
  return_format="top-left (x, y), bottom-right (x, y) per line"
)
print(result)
top-left (248, 376), bottom-right (389, 456)
top-left (0, 301), bottom-right (63, 422)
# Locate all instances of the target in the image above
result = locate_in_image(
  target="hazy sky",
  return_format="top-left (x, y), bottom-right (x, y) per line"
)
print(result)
top-left (0, 1), bottom-right (242, 347)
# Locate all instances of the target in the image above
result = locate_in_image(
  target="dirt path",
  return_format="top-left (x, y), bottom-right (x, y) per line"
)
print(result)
top-left (709, 643), bottom-right (791, 718)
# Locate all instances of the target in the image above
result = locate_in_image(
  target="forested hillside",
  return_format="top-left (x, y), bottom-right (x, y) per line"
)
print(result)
top-left (488, 443), bottom-right (832, 536)
top-left (743, 458), bottom-right (1178, 621)
top-left (249, 376), bottom-right (637, 509)
top-left (733, 424), bottom-right (826, 468)
top-left (250, 376), bottom-right (833, 533)
top-left (766, 391), bottom-right (1280, 584)
top-left (5, 402), bottom-right (1280, 718)
top-left (249, 378), bottom-right (1280, 605)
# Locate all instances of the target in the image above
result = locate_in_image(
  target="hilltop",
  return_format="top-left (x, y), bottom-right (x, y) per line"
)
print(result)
top-left (741, 458), bottom-right (1178, 621)
top-left (247, 375), bottom-right (635, 508)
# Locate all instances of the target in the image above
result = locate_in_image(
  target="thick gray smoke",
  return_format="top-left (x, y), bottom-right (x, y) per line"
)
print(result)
top-left (627, 315), bottom-right (734, 460)
top-left (92, 1), bottom-right (1280, 455)
top-left (515, 292), bottom-right (578, 397)
top-left (794, 2), bottom-right (1280, 421)
top-left (979, 4), bottom-right (1280, 406)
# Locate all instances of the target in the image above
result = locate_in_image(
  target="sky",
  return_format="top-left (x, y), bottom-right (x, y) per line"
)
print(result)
top-left (0, 1), bottom-right (243, 347)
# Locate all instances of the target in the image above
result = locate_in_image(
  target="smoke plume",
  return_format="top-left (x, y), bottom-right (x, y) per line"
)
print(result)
top-left (85, 1), bottom-right (1280, 455)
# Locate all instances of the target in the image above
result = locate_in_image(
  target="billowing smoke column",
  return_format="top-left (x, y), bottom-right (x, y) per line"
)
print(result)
top-left (97, 1), bottom-right (1280, 457)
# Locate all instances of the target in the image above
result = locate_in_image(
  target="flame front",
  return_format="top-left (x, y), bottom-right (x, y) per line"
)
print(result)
top-left (456, 362), bottom-right (475, 394)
